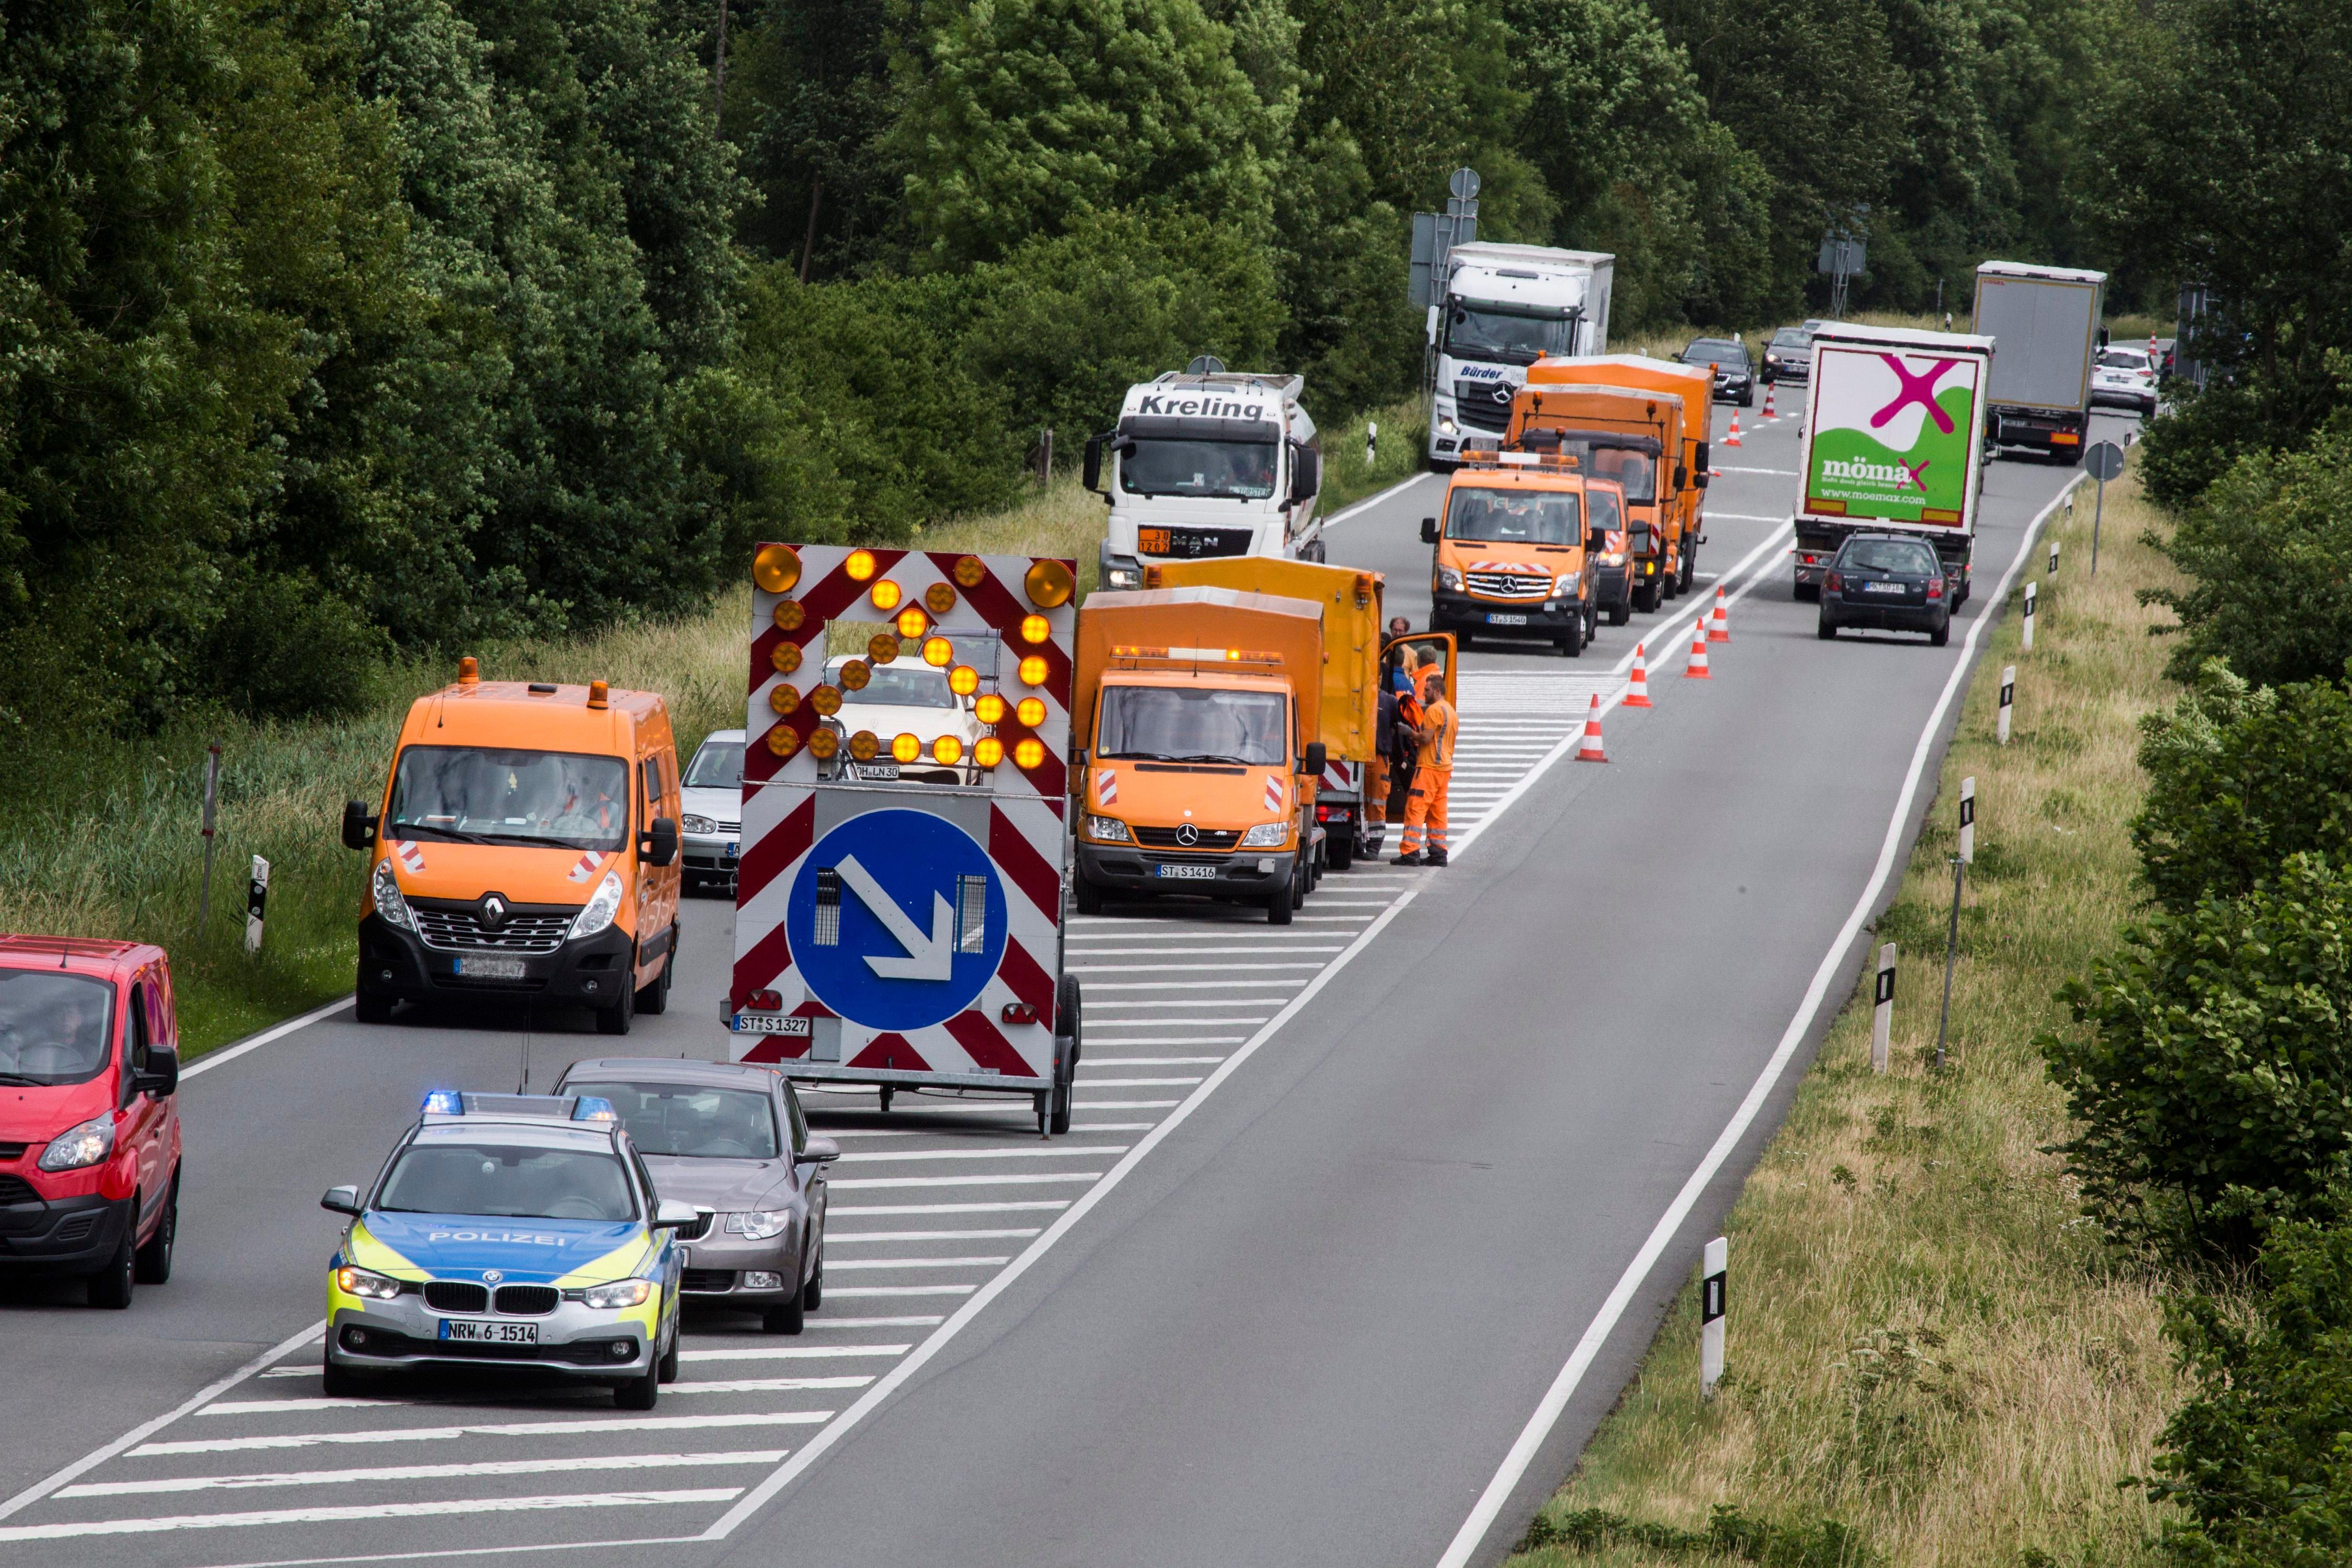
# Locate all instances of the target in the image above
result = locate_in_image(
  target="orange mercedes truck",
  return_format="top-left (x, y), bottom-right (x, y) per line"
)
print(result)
top-left (341, 661), bottom-right (683, 1034)
top-left (1420, 449), bottom-right (1604, 655)
top-left (1071, 588), bottom-right (1328, 924)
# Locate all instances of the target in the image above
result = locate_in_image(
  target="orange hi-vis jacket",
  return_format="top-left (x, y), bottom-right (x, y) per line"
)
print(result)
top-left (1419, 694), bottom-right (1457, 771)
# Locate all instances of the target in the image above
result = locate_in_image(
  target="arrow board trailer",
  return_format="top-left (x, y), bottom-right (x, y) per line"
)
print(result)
top-left (1792, 324), bottom-right (1994, 605)
top-left (731, 544), bottom-right (1083, 1136)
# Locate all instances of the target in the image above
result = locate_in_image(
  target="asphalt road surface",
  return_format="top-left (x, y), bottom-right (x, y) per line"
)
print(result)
top-left (0, 400), bottom-right (2144, 1567)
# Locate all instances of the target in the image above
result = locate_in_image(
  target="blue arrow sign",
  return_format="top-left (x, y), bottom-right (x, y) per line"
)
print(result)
top-left (786, 809), bottom-right (1008, 1033)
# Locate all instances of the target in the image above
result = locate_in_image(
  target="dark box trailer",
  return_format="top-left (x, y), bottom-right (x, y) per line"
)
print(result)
top-left (1973, 261), bottom-right (2106, 463)
top-left (1792, 324), bottom-right (1994, 604)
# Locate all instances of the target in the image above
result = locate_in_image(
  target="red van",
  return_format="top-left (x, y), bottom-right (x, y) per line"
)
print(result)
top-left (0, 937), bottom-right (182, 1307)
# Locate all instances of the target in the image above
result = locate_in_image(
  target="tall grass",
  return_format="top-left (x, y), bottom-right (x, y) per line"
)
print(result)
top-left (1509, 474), bottom-right (2186, 1566)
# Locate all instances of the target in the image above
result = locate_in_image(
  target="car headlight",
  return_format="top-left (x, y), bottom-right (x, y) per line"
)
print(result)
top-left (570, 869), bottom-right (624, 940)
top-left (725, 1209), bottom-right (793, 1241)
top-left (1554, 571), bottom-right (1582, 595)
top-left (372, 857), bottom-right (416, 932)
top-left (1435, 565), bottom-right (1463, 592)
top-left (1086, 814), bottom-right (1133, 843)
top-left (583, 1277), bottom-right (656, 1309)
top-left (1438, 417), bottom-right (1458, 435)
top-left (336, 1264), bottom-right (402, 1300)
top-left (38, 1113), bottom-right (114, 1172)
top-left (1600, 552), bottom-right (1625, 566)
top-left (1239, 822), bottom-right (1290, 848)
top-left (680, 813), bottom-right (717, 836)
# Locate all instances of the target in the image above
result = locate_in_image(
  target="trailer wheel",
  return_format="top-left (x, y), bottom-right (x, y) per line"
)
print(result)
top-left (1328, 831), bottom-right (1353, 871)
top-left (1794, 579), bottom-right (1820, 602)
top-left (878, 1085), bottom-right (894, 1114)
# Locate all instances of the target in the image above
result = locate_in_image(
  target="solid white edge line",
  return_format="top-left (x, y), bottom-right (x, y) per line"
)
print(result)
top-left (182, 997), bottom-right (352, 1080)
top-left (1321, 469), bottom-right (1440, 530)
top-left (0, 1320), bottom-right (326, 1522)
top-left (1430, 472), bottom-right (2086, 1568)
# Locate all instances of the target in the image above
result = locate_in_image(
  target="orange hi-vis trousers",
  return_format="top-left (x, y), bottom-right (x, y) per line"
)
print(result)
top-left (1400, 765), bottom-right (1450, 856)
top-left (1366, 752), bottom-right (1391, 824)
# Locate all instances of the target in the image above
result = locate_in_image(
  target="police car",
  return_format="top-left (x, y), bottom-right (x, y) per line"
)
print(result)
top-left (318, 1091), bottom-right (695, 1409)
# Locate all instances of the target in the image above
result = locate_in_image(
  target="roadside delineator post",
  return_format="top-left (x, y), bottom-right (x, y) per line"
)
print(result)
top-left (1575, 693), bottom-right (1608, 763)
top-left (2021, 581), bottom-right (2037, 651)
top-left (1872, 943), bottom-right (1896, 1073)
top-left (1935, 778), bottom-right (1974, 1070)
top-left (245, 855), bottom-right (271, 954)
top-left (1683, 618), bottom-right (1711, 679)
top-left (1708, 587), bottom-right (1730, 643)
top-left (1700, 1237), bottom-right (1728, 1398)
top-left (1366, 420), bottom-right (1378, 469)
top-left (2048, 537), bottom-right (2060, 576)
top-left (1998, 665), bottom-right (2015, 745)
top-left (1724, 412), bottom-right (1743, 448)
top-left (1623, 643), bottom-right (1653, 707)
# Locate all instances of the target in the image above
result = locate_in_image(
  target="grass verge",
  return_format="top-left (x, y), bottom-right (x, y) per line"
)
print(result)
top-left (1506, 471), bottom-right (2185, 1567)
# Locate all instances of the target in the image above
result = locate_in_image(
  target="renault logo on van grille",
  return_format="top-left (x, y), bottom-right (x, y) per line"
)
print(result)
top-left (479, 894), bottom-right (510, 930)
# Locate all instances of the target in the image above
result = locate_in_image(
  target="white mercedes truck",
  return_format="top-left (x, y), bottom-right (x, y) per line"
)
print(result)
top-left (1426, 244), bottom-right (1613, 469)
top-left (1085, 365), bottom-right (1323, 593)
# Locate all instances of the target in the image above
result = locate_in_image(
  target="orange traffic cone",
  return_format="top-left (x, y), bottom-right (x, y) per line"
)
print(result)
top-left (1623, 642), bottom-right (1653, 707)
top-left (1763, 382), bottom-right (1777, 418)
top-left (1724, 412), bottom-right (1743, 447)
top-left (1684, 618), bottom-right (1712, 679)
top-left (1708, 587), bottom-right (1731, 643)
top-left (1576, 692), bottom-right (1608, 763)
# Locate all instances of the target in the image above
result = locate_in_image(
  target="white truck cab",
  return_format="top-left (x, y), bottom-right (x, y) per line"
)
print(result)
top-left (1427, 244), bottom-right (1614, 469)
top-left (1086, 366), bottom-right (1323, 593)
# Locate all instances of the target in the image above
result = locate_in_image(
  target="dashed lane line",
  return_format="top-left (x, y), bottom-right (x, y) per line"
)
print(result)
top-left (55, 1451), bottom-right (791, 1500)
top-left (0, 1490), bottom-right (746, 1543)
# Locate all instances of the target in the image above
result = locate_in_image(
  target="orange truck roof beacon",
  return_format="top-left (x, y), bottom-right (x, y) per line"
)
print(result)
top-left (344, 662), bottom-right (684, 1033)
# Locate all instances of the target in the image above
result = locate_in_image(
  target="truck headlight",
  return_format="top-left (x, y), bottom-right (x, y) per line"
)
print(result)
top-left (1554, 571), bottom-right (1582, 595)
top-left (1086, 815), bottom-right (1133, 843)
top-left (570, 870), bottom-right (624, 940)
top-left (1435, 565), bottom-right (1463, 592)
top-left (335, 1265), bottom-right (402, 1300)
top-left (680, 813), bottom-right (717, 836)
top-left (725, 1210), bottom-right (793, 1241)
top-left (1600, 552), bottom-right (1625, 566)
top-left (38, 1113), bottom-right (115, 1172)
top-left (372, 858), bottom-right (416, 932)
top-left (1438, 417), bottom-right (1458, 435)
top-left (1239, 822), bottom-right (1290, 848)
top-left (583, 1278), bottom-right (655, 1309)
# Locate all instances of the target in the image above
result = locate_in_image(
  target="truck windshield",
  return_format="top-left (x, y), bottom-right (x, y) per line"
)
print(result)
top-left (567, 1081), bottom-right (780, 1160)
top-left (1444, 304), bottom-right (1572, 365)
top-left (1097, 687), bottom-right (1287, 766)
top-left (0, 970), bottom-right (113, 1087)
top-left (377, 1142), bottom-right (637, 1221)
top-left (684, 739), bottom-right (743, 788)
top-left (1445, 487), bottom-right (1583, 546)
top-left (839, 666), bottom-right (956, 709)
top-left (387, 747), bottom-right (631, 851)
top-left (1580, 445), bottom-right (1657, 502)
top-left (1120, 439), bottom-right (1278, 500)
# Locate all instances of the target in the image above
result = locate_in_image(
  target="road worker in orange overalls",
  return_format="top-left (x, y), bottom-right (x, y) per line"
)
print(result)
top-left (1393, 650), bottom-right (1457, 867)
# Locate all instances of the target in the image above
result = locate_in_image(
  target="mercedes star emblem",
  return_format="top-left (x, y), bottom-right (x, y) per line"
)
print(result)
top-left (1175, 823), bottom-right (1200, 846)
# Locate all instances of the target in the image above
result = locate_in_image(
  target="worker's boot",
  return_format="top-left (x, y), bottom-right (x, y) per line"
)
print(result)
top-left (1391, 851), bottom-right (1424, 867)
top-left (1426, 850), bottom-right (1449, 868)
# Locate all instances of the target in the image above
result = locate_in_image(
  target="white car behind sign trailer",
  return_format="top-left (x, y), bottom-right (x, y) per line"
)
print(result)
top-left (731, 544), bottom-right (1084, 1135)
top-left (680, 728), bottom-right (746, 891)
top-left (2090, 346), bottom-right (2159, 416)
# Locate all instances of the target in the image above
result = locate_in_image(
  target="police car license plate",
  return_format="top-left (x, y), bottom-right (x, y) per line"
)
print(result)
top-left (736, 1013), bottom-right (812, 1036)
top-left (456, 956), bottom-right (527, 979)
top-left (439, 1318), bottom-right (537, 1344)
top-left (1485, 613), bottom-right (1529, 626)
top-left (1155, 864), bottom-right (1215, 880)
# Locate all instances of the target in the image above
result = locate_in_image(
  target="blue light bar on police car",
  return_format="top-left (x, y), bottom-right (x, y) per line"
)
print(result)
top-left (422, 1089), bottom-right (464, 1116)
top-left (571, 1096), bottom-right (618, 1123)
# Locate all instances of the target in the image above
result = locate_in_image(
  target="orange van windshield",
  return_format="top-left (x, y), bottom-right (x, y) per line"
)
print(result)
top-left (388, 746), bottom-right (630, 851)
top-left (1445, 487), bottom-right (1582, 546)
top-left (1098, 687), bottom-right (1285, 766)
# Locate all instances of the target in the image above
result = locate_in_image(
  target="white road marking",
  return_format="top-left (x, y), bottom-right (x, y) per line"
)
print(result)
top-left (678, 1345), bottom-right (909, 1361)
top-left (56, 1451), bottom-right (788, 1499)
top-left (0, 1489), bottom-right (745, 1542)
top-left (180, 997), bottom-right (353, 1082)
top-left (828, 1173), bottom-right (1104, 1190)
top-left (670, 1376), bottom-right (874, 1395)
top-left (1082, 1056), bottom-right (1226, 1066)
top-left (135, 1411), bottom-right (832, 1458)
top-left (824, 1285), bottom-right (978, 1298)
top-left (1068, 1098), bottom-right (1180, 1108)
top-left (1073, 1035), bottom-right (1241, 1046)
top-left (827, 1229), bottom-right (1041, 1242)
top-left (1083, 997), bottom-right (1284, 1009)
top-left (205, 1398), bottom-right (425, 1418)
top-left (1082, 979), bottom-right (1303, 990)
top-left (800, 1316), bottom-right (944, 1328)
top-left (1072, 1077), bottom-right (1204, 1087)
top-left (823, 1256), bottom-right (1009, 1271)
top-left (825, 1202), bottom-right (1069, 1217)
top-left (835, 1146), bottom-right (1127, 1163)
top-left (1432, 475), bottom-right (2085, 1568)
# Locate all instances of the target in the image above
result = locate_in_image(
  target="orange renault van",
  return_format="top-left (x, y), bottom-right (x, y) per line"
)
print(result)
top-left (341, 662), bottom-right (683, 1034)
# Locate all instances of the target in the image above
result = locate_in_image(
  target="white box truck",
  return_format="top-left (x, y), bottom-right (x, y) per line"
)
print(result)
top-left (1792, 324), bottom-right (1994, 603)
top-left (1972, 261), bottom-right (2106, 463)
top-left (1085, 367), bottom-right (1323, 593)
top-left (1426, 244), bottom-right (1613, 469)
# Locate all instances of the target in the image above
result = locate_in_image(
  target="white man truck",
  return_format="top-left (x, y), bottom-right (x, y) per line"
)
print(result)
top-left (1086, 367), bottom-right (1324, 594)
top-left (1973, 261), bottom-right (2106, 464)
top-left (1792, 324), bottom-right (1994, 603)
top-left (1426, 244), bottom-right (1613, 469)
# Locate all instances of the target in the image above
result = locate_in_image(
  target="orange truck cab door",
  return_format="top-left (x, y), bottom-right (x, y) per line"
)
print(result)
top-left (1382, 633), bottom-right (1458, 707)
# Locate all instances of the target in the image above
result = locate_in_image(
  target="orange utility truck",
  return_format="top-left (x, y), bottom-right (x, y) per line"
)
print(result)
top-left (341, 662), bottom-right (684, 1035)
top-left (1071, 588), bottom-right (1330, 924)
top-left (1509, 356), bottom-right (1712, 612)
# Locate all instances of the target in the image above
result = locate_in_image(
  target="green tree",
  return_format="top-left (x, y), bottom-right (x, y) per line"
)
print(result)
top-left (725, 0), bottom-right (904, 275)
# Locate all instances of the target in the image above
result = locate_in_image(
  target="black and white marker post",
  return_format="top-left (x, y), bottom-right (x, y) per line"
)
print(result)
top-left (1935, 778), bottom-right (1974, 1070)
top-left (197, 742), bottom-right (222, 927)
top-left (1998, 665), bottom-right (2015, 746)
top-left (1365, 419), bottom-right (1378, 469)
top-left (1872, 942), bottom-right (1896, 1074)
top-left (2048, 536), bottom-right (2060, 576)
top-left (1700, 1236), bottom-right (1727, 1398)
top-left (2021, 581), bottom-right (2036, 651)
top-left (245, 855), bottom-right (270, 954)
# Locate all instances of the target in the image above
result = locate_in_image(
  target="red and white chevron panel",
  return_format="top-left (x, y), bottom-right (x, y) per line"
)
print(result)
top-left (731, 545), bottom-right (1077, 1082)
top-left (1321, 758), bottom-right (1358, 797)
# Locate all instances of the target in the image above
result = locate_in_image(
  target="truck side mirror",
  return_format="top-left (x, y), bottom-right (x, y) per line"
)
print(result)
top-left (134, 1045), bottom-right (179, 1098)
top-left (1694, 442), bottom-right (1710, 471)
top-left (1420, 516), bottom-right (1439, 545)
top-left (1300, 742), bottom-right (1328, 778)
top-left (1674, 465), bottom-right (1689, 490)
top-left (1696, 469), bottom-right (1711, 489)
top-left (1290, 446), bottom-right (1320, 503)
top-left (1587, 531), bottom-right (1608, 553)
top-left (643, 816), bottom-right (678, 868)
top-left (1083, 434), bottom-right (1104, 493)
top-left (341, 800), bottom-right (378, 851)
